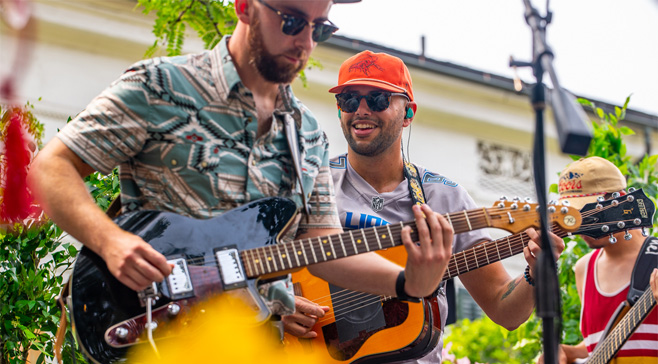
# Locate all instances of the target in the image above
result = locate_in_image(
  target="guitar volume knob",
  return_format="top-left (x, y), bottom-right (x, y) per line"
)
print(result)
top-left (116, 327), bottom-right (129, 340)
top-left (168, 303), bottom-right (181, 316)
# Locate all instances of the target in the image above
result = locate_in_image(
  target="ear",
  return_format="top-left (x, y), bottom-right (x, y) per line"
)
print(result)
top-left (235, 0), bottom-right (251, 24)
top-left (403, 102), bottom-right (417, 127)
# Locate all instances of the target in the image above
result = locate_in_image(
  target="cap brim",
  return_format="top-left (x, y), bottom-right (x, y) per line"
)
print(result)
top-left (328, 79), bottom-right (407, 95)
top-left (559, 194), bottom-right (604, 210)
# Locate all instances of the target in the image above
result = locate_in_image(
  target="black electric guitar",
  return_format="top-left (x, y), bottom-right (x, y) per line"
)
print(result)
top-left (69, 197), bottom-right (581, 363)
top-left (286, 189), bottom-right (655, 363)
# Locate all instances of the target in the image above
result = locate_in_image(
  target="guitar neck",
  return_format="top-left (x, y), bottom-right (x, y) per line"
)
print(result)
top-left (442, 223), bottom-right (569, 280)
top-left (587, 288), bottom-right (657, 364)
top-left (241, 207), bottom-right (497, 278)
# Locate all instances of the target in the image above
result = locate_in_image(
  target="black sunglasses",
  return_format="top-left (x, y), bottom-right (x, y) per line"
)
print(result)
top-left (336, 91), bottom-right (409, 113)
top-left (257, 0), bottom-right (339, 43)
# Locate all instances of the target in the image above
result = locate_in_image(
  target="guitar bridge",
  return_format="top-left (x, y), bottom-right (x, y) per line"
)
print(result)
top-left (137, 282), bottom-right (160, 308)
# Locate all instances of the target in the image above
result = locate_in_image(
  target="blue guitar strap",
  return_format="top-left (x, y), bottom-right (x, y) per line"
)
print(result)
top-left (627, 236), bottom-right (658, 304)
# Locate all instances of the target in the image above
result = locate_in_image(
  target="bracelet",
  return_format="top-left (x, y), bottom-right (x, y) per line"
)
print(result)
top-left (524, 265), bottom-right (535, 286)
top-left (395, 271), bottom-right (421, 303)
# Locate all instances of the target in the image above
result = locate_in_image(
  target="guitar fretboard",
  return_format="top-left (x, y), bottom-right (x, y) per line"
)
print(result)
top-left (443, 223), bottom-right (569, 280)
top-left (587, 288), bottom-right (657, 364)
top-left (240, 207), bottom-right (501, 278)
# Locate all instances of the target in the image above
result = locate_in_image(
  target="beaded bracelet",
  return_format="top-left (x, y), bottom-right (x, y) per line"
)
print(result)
top-left (524, 265), bottom-right (535, 286)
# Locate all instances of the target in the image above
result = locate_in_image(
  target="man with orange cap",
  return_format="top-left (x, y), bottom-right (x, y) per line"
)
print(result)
top-left (283, 50), bottom-right (565, 363)
top-left (537, 156), bottom-right (658, 363)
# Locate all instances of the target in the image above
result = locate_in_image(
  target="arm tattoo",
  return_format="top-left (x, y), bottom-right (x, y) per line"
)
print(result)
top-left (501, 276), bottom-right (524, 300)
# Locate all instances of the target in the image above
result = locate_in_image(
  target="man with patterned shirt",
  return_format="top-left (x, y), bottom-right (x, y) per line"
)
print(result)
top-left (282, 51), bottom-right (565, 363)
top-left (28, 0), bottom-right (453, 336)
top-left (538, 157), bottom-right (658, 364)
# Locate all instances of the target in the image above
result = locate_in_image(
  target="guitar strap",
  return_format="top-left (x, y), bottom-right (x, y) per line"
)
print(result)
top-left (627, 236), bottom-right (658, 304)
top-left (278, 84), bottom-right (310, 220)
top-left (403, 160), bottom-right (427, 206)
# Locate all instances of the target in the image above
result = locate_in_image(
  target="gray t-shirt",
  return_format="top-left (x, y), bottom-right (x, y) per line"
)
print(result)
top-left (330, 154), bottom-right (491, 363)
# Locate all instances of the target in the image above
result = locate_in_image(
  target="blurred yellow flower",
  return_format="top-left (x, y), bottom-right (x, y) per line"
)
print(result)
top-left (128, 294), bottom-right (326, 363)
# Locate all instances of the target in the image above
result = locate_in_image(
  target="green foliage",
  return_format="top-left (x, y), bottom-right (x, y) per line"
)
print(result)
top-left (136, 0), bottom-right (237, 57)
top-left (443, 315), bottom-right (543, 364)
top-left (445, 96), bottom-right (658, 362)
top-left (0, 104), bottom-right (121, 363)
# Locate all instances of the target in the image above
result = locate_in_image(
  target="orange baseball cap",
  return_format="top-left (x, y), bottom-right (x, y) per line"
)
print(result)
top-left (328, 50), bottom-right (414, 101)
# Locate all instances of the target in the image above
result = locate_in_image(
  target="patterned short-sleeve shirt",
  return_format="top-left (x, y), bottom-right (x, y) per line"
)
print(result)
top-left (58, 36), bottom-right (340, 236)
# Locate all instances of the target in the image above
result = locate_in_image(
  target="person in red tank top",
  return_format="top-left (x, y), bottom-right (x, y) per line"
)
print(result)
top-left (538, 157), bottom-right (658, 364)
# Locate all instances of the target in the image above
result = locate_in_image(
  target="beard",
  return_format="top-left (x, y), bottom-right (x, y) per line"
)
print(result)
top-left (247, 12), bottom-right (307, 84)
top-left (342, 115), bottom-right (404, 157)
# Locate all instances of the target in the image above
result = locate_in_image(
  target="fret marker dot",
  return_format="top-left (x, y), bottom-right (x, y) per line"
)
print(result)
top-left (255, 259), bottom-right (259, 263)
top-left (326, 252), bottom-right (331, 256)
top-left (297, 251), bottom-right (302, 255)
top-left (322, 239), bottom-right (327, 244)
top-left (357, 239), bottom-right (362, 244)
top-left (282, 254), bottom-right (286, 258)
top-left (267, 257), bottom-right (272, 261)
top-left (382, 234), bottom-right (387, 238)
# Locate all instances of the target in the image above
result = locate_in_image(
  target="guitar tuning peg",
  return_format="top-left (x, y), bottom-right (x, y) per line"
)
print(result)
top-left (597, 196), bottom-right (605, 202)
top-left (513, 196), bottom-right (520, 201)
top-left (627, 194), bottom-right (635, 202)
top-left (500, 196), bottom-right (508, 201)
top-left (642, 228), bottom-right (649, 237)
top-left (561, 200), bottom-right (570, 206)
top-left (628, 187), bottom-right (636, 193)
top-left (524, 197), bottom-right (532, 202)
top-left (596, 203), bottom-right (603, 210)
top-left (611, 192), bottom-right (620, 198)
top-left (548, 206), bottom-right (556, 213)
top-left (560, 207), bottom-right (569, 214)
top-left (624, 230), bottom-right (632, 241)
top-left (609, 235), bottom-right (617, 244)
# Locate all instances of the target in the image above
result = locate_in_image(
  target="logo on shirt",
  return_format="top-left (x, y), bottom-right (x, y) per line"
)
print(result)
top-left (371, 196), bottom-right (384, 212)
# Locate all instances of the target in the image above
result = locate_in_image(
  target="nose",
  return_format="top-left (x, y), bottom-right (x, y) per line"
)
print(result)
top-left (355, 97), bottom-right (371, 115)
top-left (293, 24), bottom-right (316, 53)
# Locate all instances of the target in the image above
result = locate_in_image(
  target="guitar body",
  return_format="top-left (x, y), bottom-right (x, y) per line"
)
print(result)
top-left (69, 197), bottom-right (298, 364)
top-left (287, 246), bottom-right (441, 363)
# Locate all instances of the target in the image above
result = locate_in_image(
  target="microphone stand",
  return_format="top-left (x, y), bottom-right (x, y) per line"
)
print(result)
top-left (510, 1), bottom-right (591, 363)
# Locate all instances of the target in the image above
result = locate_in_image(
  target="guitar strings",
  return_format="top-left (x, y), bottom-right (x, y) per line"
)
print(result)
top-left (303, 201), bottom-right (643, 323)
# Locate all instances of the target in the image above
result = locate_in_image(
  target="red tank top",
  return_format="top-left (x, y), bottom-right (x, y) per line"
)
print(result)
top-left (580, 249), bottom-right (658, 359)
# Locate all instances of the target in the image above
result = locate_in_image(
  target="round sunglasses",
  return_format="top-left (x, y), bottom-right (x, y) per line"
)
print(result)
top-left (257, 0), bottom-right (339, 43)
top-left (336, 91), bottom-right (409, 113)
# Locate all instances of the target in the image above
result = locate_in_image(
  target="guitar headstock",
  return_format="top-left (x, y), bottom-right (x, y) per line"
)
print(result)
top-left (576, 188), bottom-right (655, 240)
top-left (489, 198), bottom-right (582, 234)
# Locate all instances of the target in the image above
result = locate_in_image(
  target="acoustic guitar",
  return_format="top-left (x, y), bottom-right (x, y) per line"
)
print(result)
top-left (286, 189), bottom-right (655, 363)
